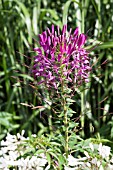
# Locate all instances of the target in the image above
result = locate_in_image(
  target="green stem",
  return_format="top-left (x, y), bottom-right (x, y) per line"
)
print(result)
top-left (61, 80), bottom-right (68, 158)
top-left (64, 101), bottom-right (68, 158)
top-left (81, 90), bottom-right (85, 137)
top-left (81, 0), bottom-right (85, 137)
top-left (48, 113), bottom-right (53, 135)
top-left (48, 91), bottom-right (53, 136)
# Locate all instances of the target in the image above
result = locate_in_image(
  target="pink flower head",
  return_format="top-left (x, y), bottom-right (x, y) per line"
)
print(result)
top-left (32, 25), bottom-right (91, 89)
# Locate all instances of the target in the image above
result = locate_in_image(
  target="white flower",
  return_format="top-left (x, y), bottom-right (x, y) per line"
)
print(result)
top-left (91, 157), bottom-right (100, 167)
top-left (67, 155), bottom-right (77, 166)
top-left (91, 157), bottom-right (97, 165)
top-left (45, 165), bottom-right (51, 170)
top-left (8, 150), bottom-right (18, 160)
top-left (5, 133), bottom-right (17, 143)
top-left (110, 157), bottom-right (113, 163)
top-left (107, 164), bottom-right (113, 170)
top-left (0, 157), bottom-right (9, 168)
top-left (67, 155), bottom-right (85, 166)
top-left (86, 162), bottom-right (91, 167)
top-left (98, 143), bottom-right (111, 158)
top-left (84, 151), bottom-right (90, 158)
top-left (0, 131), bottom-right (49, 170)
top-left (99, 165), bottom-right (104, 170)
top-left (97, 160), bottom-right (101, 167)
top-left (89, 143), bottom-right (94, 152)
top-left (64, 166), bottom-right (77, 170)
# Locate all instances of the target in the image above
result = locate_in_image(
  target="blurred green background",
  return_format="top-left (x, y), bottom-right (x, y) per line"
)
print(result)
top-left (0, 0), bottom-right (113, 144)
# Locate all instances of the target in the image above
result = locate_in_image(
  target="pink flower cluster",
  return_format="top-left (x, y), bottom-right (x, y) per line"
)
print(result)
top-left (32, 25), bottom-right (91, 89)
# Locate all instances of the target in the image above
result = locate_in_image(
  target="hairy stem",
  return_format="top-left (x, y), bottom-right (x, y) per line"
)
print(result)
top-left (48, 113), bottom-right (53, 135)
top-left (61, 80), bottom-right (68, 158)
top-left (64, 100), bottom-right (68, 158)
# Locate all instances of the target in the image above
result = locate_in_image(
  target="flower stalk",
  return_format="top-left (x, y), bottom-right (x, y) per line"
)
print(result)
top-left (61, 79), bottom-right (69, 158)
top-left (64, 99), bottom-right (68, 158)
top-left (48, 113), bottom-right (53, 135)
top-left (32, 24), bottom-right (92, 159)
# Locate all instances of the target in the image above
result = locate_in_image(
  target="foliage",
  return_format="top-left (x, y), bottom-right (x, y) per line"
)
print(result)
top-left (0, 131), bottom-right (113, 169)
top-left (0, 0), bottom-right (113, 154)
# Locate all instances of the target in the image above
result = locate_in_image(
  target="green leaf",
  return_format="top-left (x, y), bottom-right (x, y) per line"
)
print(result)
top-left (58, 154), bottom-right (66, 165)
top-left (0, 111), bottom-right (12, 117)
top-left (69, 122), bottom-right (79, 128)
top-left (46, 152), bottom-right (51, 165)
top-left (91, 0), bottom-right (101, 22)
top-left (67, 108), bottom-right (76, 117)
top-left (0, 118), bottom-right (10, 127)
top-left (13, 0), bottom-right (32, 43)
top-left (66, 98), bottom-right (75, 103)
top-left (50, 142), bottom-right (61, 146)
top-left (58, 112), bottom-right (64, 117)
top-left (63, 0), bottom-right (82, 25)
top-left (96, 42), bottom-right (113, 49)
top-left (49, 152), bottom-right (59, 161)
top-left (35, 149), bottom-right (45, 155)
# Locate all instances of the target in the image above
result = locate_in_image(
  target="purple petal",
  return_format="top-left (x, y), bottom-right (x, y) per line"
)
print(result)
top-left (52, 82), bottom-right (57, 89)
top-left (62, 25), bottom-right (67, 35)
top-left (47, 36), bottom-right (51, 46)
top-left (78, 34), bottom-right (87, 48)
top-left (42, 31), bottom-right (47, 42)
top-left (53, 65), bottom-right (58, 74)
top-left (52, 25), bottom-right (54, 35)
top-left (32, 24), bottom-right (92, 88)
top-left (73, 27), bottom-right (79, 36)
top-left (85, 79), bottom-right (89, 82)
top-left (67, 44), bottom-right (72, 54)
top-left (68, 76), bottom-right (72, 82)
top-left (33, 63), bottom-right (38, 68)
top-left (38, 34), bottom-right (43, 43)
top-left (47, 28), bottom-right (51, 35)
top-left (58, 54), bottom-right (62, 62)
top-left (38, 80), bottom-right (45, 85)
top-left (34, 48), bottom-right (42, 55)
